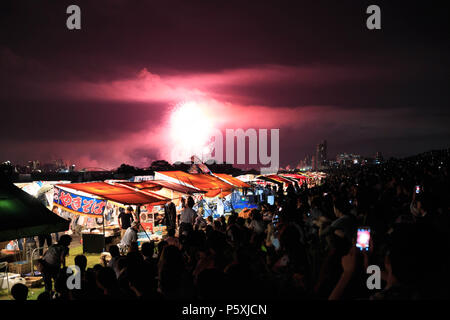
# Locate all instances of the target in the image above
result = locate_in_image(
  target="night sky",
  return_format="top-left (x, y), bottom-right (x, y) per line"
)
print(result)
top-left (1, 0), bottom-right (449, 169)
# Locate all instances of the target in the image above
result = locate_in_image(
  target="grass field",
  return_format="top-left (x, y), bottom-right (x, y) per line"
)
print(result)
top-left (0, 244), bottom-right (101, 300)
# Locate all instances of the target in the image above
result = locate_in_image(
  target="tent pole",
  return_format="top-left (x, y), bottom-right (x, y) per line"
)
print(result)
top-left (102, 203), bottom-right (106, 252)
top-left (137, 205), bottom-right (151, 243)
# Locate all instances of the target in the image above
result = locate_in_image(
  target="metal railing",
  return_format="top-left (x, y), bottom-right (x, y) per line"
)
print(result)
top-left (29, 247), bottom-right (45, 276)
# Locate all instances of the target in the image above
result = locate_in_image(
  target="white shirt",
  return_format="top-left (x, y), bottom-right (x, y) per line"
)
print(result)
top-left (120, 227), bottom-right (137, 246)
top-left (180, 207), bottom-right (196, 224)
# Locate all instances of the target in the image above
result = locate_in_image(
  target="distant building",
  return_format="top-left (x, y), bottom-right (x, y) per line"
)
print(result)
top-left (336, 153), bottom-right (361, 166)
top-left (375, 151), bottom-right (383, 164)
top-left (41, 162), bottom-right (58, 172)
top-left (54, 159), bottom-right (68, 171)
top-left (314, 140), bottom-right (327, 170)
top-left (297, 154), bottom-right (312, 171)
top-left (28, 160), bottom-right (40, 172)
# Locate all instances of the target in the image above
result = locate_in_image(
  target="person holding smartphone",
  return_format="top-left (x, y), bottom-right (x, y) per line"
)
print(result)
top-left (321, 198), bottom-right (356, 242)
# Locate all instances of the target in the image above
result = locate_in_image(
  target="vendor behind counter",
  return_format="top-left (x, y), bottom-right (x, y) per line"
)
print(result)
top-left (118, 206), bottom-right (135, 237)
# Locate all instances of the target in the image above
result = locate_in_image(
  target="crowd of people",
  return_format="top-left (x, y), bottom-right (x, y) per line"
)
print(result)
top-left (9, 148), bottom-right (450, 301)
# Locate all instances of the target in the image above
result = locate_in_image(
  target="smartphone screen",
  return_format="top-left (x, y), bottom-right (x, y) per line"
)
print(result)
top-left (356, 228), bottom-right (370, 251)
top-left (415, 185), bottom-right (421, 194)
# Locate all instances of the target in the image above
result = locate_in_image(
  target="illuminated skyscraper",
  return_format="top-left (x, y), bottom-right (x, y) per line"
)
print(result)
top-left (315, 140), bottom-right (327, 170)
top-left (375, 151), bottom-right (383, 164)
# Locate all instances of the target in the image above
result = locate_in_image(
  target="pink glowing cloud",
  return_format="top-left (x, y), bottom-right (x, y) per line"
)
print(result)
top-left (30, 64), bottom-right (409, 167)
top-left (4, 62), bottom-right (434, 168)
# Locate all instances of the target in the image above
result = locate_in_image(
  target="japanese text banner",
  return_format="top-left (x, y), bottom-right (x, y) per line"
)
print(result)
top-left (53, 186), bottom-right (106, 217)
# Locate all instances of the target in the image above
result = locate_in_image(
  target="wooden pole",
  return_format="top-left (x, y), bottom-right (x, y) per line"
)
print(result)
top-left (102, 202), bottom-right (106, 252)
top-left (137, 205), bottom-right (152, 242)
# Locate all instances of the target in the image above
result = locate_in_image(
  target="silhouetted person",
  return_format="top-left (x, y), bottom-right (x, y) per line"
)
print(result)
top-left (164, 201), bottom-right (177, 235)
top-left (11, 283), bottom-right (28, 301)
top-left (118, 207), bottom-right (135, 238)
top-left (38, 234), bottom-right (52, 256)
top-left (179, 197), bottom-right (196, 236)
top-left (38, 235), bottom-right (72, 293)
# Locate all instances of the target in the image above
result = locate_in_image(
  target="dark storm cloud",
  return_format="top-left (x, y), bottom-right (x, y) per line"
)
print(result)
top-left (207, 65), bottom-right (450, 109)
top-left (1, 0), bottom-right (448, 108)
top-left (0, 100), bottom-right (167, 142)
top-left (2, 0), bottom-right (448, 76)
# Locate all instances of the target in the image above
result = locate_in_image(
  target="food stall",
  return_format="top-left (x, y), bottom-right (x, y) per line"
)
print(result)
top-left (53, 182), bottom-right (169, 253)
top-left (212, 173), bottom-right (258, 212)
top-left (307, 171), bottom-right (327, 187)
top-left (280, 173), bottom-right (308, 186)
top-left (117, 180), bottom-right (206, 229)
top-left (118, 180), bottom-right (203, 210)
top-left (0, 182), bottom-right (70, 283)
top-left (154, 171), bottom-right (235, 218)
top-left (235, 174), bottom-right (259, 183)
top-left (266, 174), bottom-right (296, 189)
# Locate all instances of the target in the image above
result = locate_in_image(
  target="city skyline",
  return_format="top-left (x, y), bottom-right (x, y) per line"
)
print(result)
top-left (1, 1), bottom-right (449, 169)
top-left (3, 140), bottom-right (386, 173)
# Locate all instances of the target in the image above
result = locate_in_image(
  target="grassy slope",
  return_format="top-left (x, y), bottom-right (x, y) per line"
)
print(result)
top-left (0, 244), bottom-right (101, 300)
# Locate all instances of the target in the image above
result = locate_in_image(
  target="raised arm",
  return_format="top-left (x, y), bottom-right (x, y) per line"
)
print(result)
top-left (329, 247), bottom-right (357, 300)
